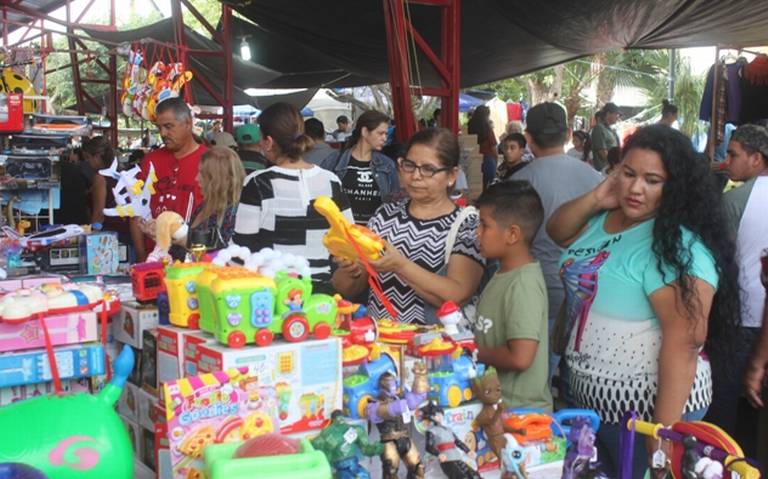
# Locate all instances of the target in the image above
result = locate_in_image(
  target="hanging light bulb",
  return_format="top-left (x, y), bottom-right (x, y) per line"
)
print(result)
top-left (240, 38), bottom-right (251, 61)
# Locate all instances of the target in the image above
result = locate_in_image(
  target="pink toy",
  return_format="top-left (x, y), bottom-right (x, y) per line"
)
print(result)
top-left (0, 311), bottom-right (97, 353)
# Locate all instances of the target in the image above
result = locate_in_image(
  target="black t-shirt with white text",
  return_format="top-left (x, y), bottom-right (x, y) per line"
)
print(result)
top-left (341, 156), bottom-right (382, 224)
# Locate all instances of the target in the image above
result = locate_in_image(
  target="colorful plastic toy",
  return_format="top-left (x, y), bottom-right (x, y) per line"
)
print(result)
top-left (204, 437), bottom-right (331, 479)
top-left (416, 337), bottom-right (484, 408)
top-left (0, 346), bottom-right (135, 479)
top-left (131, 261), bottom-right (166, 302)
top-left (312, 410), bottom-right (383, 479)
top-left (163, 261), bottom-right (213, 328)
top-left (500, 433), bottom-right (527, 479)
top-left (377, 318), bottom-right (419, 344)
top-left (342, 352), bottom-right (397, 419)
top-left (313, 195), bottom-right (384, 262)
top-left (621, 414), bottom-right (760, 479)
top-left (562, 417), bottom-right (604, 479)
top-left (0, 282), bottom-right (107, 323)
top-left (366, 363), bottom-right (429, 479)
top-left (99, 159), bottom-right (157, 219)
top-left (195, 266), bottom-right (338, 347)
top-left (418, 401), bottom-right (481, 479)
top-left (504, 413), bottom-right (553, 445)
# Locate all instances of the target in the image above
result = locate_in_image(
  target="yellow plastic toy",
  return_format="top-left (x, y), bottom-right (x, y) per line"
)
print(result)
top-left (313, 196), bottom-right (384, 262)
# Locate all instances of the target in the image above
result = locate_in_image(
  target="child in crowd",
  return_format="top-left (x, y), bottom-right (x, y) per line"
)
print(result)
top-left (495, 133), bottom-right (528, 182)
top-left (473, 180), bottom-right (552, 411)
top-left (603, 146), bottom-right (621, 175)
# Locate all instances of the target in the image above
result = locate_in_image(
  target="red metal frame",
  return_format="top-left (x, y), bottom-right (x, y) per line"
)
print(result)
top-left (382, 0), bottom-right (460, 142)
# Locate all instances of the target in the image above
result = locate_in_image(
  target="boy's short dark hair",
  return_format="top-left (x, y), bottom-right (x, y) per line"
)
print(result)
top-left (475, 180), bottom-right (544, 245)
top-left (502, 132), bottom-right (526, 149)
top-left (304, 118), bottom-right (325, 141)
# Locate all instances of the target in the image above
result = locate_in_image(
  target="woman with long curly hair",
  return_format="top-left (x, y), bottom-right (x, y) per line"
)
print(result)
top-left (547, 124), bottom-right (739, 477)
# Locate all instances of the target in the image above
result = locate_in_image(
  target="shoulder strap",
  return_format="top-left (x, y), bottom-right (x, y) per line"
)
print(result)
top-left (444, 206), bottom-right (477, 264)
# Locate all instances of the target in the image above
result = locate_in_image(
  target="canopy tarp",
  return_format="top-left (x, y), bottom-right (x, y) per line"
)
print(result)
top-left (224, 0), bottom-right (768, 88)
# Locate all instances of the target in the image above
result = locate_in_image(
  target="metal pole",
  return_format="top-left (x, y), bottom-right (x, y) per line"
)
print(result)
top-left (221, 4), bottom-right (233, 132)
top-left (707, 46), bottom-right (720, 161)
top-left (383, 0), bottom-right (416, 143)
top-left (668, 48), bottom-right (676, 101)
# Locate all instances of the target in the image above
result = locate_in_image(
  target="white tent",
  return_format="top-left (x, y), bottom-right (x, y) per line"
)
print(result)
top-left (305, 89), bottom-right (353, 135)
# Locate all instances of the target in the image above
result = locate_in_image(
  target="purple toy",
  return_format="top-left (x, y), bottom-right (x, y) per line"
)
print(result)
top-left (562, 417), bottom-right (605, 479)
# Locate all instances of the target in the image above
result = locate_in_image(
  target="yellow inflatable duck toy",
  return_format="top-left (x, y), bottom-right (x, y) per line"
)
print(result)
top-left (314, 196), bottom-right (384, 262)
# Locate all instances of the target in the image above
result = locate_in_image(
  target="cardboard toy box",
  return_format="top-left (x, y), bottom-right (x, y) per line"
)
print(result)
top-left (0, 378), bottom-right (88, 406)
top-left (162, 367), bottom-right (281, 479)
top-left (120, 414), bottom-right (142, 456)
top-left (113, 301), bottom-right (159, 348)
top-left (0, 311), bottom-right (97, 353)
top-left (136, 385), bottom-right (160, 431)
top-left (140, 329), bottom-right (158, 395)
top-left (190, 338), bottom-right (342, 434)
top-left (80, 231), bottom-right (120, 274)
top-left (0, 342), bottom-right (104, 388)
top-left (156, 325), bottom-right (211, 386)
top-left (117, 381), bottom-right (140, 421)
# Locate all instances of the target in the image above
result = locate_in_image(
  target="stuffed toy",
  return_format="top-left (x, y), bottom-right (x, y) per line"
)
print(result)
top-left (146, 211), bottom-right (188, 263)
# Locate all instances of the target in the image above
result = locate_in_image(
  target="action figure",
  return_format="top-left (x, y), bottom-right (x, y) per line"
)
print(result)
top-left (472, 367), bottom-right (508, 466)
top-left (311, 410), bottom-right (383, 479)
top-left (562, 417), bottom-right (605, 479)
top-left (366, 363), bottom-right (429, 479)
top-left (500, 433), bottom-right (527, 479)
top-left (418, 401), bottom-right (480, 479)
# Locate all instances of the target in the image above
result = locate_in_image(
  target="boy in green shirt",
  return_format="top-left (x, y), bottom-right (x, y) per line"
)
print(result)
top-left (473, 180), bottom-right (552, 411)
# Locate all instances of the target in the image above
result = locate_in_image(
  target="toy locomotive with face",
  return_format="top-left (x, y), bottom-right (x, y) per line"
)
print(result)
top-left (195, 267), bottom-right (338, 348)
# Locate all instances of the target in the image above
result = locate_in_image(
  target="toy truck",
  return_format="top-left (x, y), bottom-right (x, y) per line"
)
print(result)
top-left (195, 267), bottom-right (338, 348)
top-left (416, 336), bottom-right (485, 408)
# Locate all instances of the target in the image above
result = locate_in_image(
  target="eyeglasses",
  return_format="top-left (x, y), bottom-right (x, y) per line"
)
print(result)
top-left (399, 158), bottom-right (452, 177)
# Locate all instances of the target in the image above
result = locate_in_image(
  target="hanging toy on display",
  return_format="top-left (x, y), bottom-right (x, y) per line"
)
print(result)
top-left (0, 67), bottom-right (37, 114)
top-left (311, 410), bottom-right (383, 479)
top-left (120, 48), bottom-right (144, 118)
top-left (143, 61), bottom-right (192, 122)
top-left (366, 364), bottom-right (429, 479)
top-left (499, 434), bottom-right (527, 479)
top-left (417, 401), bottom-right (481, 479)
top-left (145, 211), bottom-right (188, 263)
top-left (0, 347), bottom-right (135, 479)
top-left (99, 158), bottom-right (157, 219)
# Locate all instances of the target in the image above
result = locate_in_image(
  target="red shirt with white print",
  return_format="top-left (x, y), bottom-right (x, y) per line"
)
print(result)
top-left (139, 145), bottom-right (206, 221)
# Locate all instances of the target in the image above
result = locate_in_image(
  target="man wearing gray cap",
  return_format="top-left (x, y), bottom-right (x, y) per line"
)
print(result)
top-left (511, 102), bottom-right (602, 389)
top-left (707, 123), bottom-right (768, 458)
top-left (590, 102), bottom-right (621, 171)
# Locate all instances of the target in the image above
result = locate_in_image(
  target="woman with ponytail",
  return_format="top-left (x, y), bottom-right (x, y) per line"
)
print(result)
top-left (233, 102), bottom-right (353, 292)
top-left (321, 110), bottom-right (399, 225)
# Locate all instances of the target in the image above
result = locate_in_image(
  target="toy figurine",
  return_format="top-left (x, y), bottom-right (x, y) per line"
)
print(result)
top-left (436, 301), bottom-right (463, 336)
top-left (418, 401), bottom-right (480, 479)
top-left (562, 417), bottom-right (604, 479)
top-left (472, 367), bottom-right (508, 466)
top-left (311, 410), bottom-right (383, 479)
top-left (500, 433), bottom-right (527, 479)
top-left (284, 288), bottom-right (304, 313)
top-left (145, 211), bottom-right (188, 263)
top-left (366, 363), bottom-right (429, 479)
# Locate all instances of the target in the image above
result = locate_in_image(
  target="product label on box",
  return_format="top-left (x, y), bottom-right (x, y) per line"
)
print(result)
top-left (0, 343), bottom-right (104, 388)
top-left (83, 232), bottom-right (119, 274)
top-left (191, 339), bottom-right (342, 435)
top-left (0, 312), bottom-right (97, 353)
top-left (163, 367), bottom-right (279, 479)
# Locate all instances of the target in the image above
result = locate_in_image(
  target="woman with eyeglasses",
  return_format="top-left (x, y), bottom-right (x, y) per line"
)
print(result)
top-left (332, 128), bottom-right (485, 325)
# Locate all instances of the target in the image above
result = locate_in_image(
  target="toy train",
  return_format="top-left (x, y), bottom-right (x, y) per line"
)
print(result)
top-left (342, 353), bottom-right (397, 419)
top-left (415, 336), bottom-right (485, 408)
top-left (162, 264), bottom-right (338, 348)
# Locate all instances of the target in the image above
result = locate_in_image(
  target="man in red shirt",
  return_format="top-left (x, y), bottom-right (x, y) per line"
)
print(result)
top-left (130, 97), bottom-right (206, 261)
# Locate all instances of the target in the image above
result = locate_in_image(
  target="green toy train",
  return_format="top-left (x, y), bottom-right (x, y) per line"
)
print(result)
top-left (194, 266), bottom-right (338, 348)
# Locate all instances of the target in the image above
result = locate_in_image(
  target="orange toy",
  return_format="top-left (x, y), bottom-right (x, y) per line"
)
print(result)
top-left (313, 196), bottom-right (383, 262)
top-left (504, 413), bottom-right (553, 444)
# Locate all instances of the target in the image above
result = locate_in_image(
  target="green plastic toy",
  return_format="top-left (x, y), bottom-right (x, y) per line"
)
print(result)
top-left (196, 268), bottom-right (338, 348)
top-left (0, 347), bottom-right (135, 479)
top-left (311, 410), bottom-right (383, 479)
top-left (204, 437), bottom-right (332, 479)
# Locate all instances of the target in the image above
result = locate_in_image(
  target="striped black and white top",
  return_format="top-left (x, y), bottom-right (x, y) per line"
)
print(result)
top-left (233, 165), bottom-right (353, 290)
top-left (367, 200), bottom-right (484, 324)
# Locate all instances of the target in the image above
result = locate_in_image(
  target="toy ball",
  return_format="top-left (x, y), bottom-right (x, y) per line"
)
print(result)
top-left (0, 463), bottom-right (48, 479)
top-left (234, 434), bottom-right (301, 459)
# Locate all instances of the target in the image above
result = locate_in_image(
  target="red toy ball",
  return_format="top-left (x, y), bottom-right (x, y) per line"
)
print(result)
top-left (234, 433), bottom-right (301, 459)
